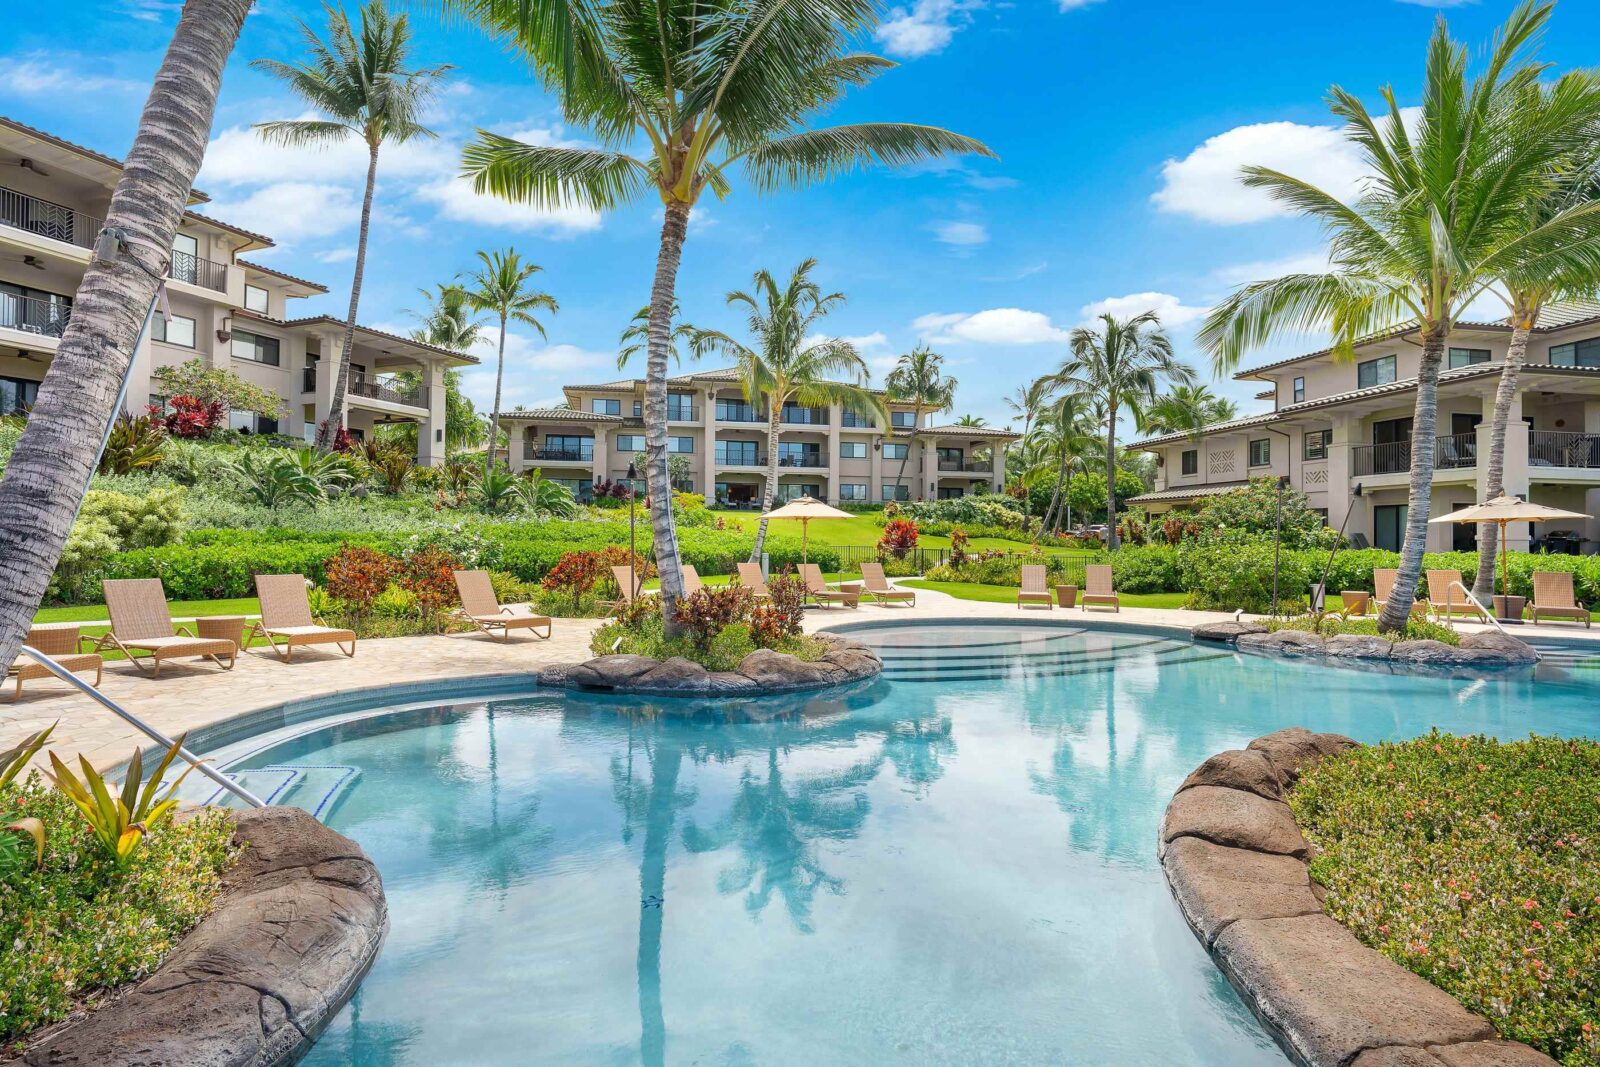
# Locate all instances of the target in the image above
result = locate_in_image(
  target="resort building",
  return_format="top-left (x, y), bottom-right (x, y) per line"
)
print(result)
top-left (1127, 301), bottom-right (1600, 553)
top-left (497, 367), bottom-right (1018, 505)
top-left (0, 116), bottom-right (472, 466)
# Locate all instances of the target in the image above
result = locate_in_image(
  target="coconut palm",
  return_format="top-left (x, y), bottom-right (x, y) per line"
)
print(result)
top-left (1199, 1), bottom-right (1600, 628)
top-left (1033, 393), bottom-right (1098, 534)
top-left (955, 414), bottom-right (988, 427)
top-left (0, 0), bottom-right (254, 673)
top-left (253, 1), bottom-right (450, 452)
top-left (618, 304), bottom-right (696, 371)
top-left (410, 284), bottom-right (488, 455)
top-left (884, 345), bottom-right (958, 496)
top-left (1139, 383), bottom-right (1239, 438)
top-left (454, 0), bottom-right (992, 624)
top-left (1052, 312), bottom-right (1194, 548)
top-left (463, 249), bottom-right (560, 475)
top-left (1004, 377), bottom-right (1054, 439)
top-left (689, 259), bottom-right (887, 560)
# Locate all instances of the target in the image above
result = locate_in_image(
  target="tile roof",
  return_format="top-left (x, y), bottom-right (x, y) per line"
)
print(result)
top-left (566, 376), bottom-right (640, 392)
top-left (496, 407), bottom-right (623, 422)
top-left (238, 259), bottom-right (327, 293)
top-left (284, 317), bottom-right (480, 364)
top-left (183, 210), bottom-right (275, 250)
top-left (922, 423), bottom-right (1021, 439)
top-left (0, 115), bottom-right (210, 202)
top-left (573, 366), bottom-right (891, 395)
top-left (1126, 412), bottom-right (1283, 450)
top-left (1127, 481), bottom-right (1251, 505)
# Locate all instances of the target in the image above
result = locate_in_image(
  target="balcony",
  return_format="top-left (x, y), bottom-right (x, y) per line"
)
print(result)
top-left (0, 291), bottom-right (71, 339)
top-left (1531, 430), bottom-right (1600, 469)
top-left (168, 249), bottom-right (229, 292)
top-left (715, 406), bottom-right (766, 423)
top-left (780, 407), bottom-right (829, 426)
top-left (1352, 433), bottom-right (1476, 477)
top-left (350, 373), bottom-right (427, 409)
top-left (778, 454), bottom-right (826, 468)
top-left (302, 365), bottom-right (317, 393)
top-left (525, 444), bottom-right (593, 463)
top-left (938, 459), bottom-right (994, 473)
top-left (666, 404), bottom-right (699, 423)
top-left (0, 186), bottom-right (99, 250)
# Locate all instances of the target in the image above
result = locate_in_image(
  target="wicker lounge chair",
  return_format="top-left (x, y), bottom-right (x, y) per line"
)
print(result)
top-left (681, 564), bottom-right (704, 597)
top-left (1529, 571), bottom-right (1590, 628)
top-left (453, 570), bottom-right (552, 640)
top-left (96, 579), bottom-right (237, 677)
top-left (1426, 569), bottom-right (1488, 622)
top-left (248, 574), bottom-right (356, 662)
top-left (736, 562), bottom-right (772, 601)
top-left (860, 562), bottom-right (915, 607)
top-left (1017, 565), bottom-right (1054, 610)
top-left (800, 563), bottom-right (857, 608)
top-left (8, 625), bottom-right (102, 700)
top-left (1081, 565), bottom-right (1120, 612)
top-left (1373, 568), bottom-right (1428, 618)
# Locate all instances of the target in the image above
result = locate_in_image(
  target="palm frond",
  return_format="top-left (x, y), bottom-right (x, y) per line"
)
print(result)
top-left (741, 123), bottom-right (994, 192)
top-left (463, 132), bottom-right (650, 211)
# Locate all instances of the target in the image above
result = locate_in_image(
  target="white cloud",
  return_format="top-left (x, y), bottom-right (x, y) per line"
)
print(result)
top-left (1078, 291), bottom-right (1209, 328)
top-left (315, 247), bottom-right (358, 265)
top-left (458, 330), bottom-right (615, 411)
top-left (1058, 0), bottom-right (1101, 9)
top-left (1152, 121), bottom-right (1370, 224)
top-left (1210, 249), bottom-right (1331, 287)
top-left (932, 220), bottom-right (988, 246)
top-left (418, 175), bottom-right (602, 236)
top-left (874, 0), bottom-right (981, 58)
top-left (200, 182), bottom-right (359, 243)
top-left (914, 308), bottom-right (1068, 345)
top-left (0, 55), bottom-right (139, 96)
top-left (200, 118), bottom-right (455, 187)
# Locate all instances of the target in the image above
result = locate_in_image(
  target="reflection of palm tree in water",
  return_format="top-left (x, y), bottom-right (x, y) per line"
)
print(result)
top-left (880, 714), bottom-right (955, 797)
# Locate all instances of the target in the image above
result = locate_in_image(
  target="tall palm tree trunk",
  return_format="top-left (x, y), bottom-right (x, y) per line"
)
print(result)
top-left (1043, 446), bottom-right (1069, 534)
top-left (486, 310), bottom-right (507, 476)
top-left (0, 0), bottom-right (251, 673)
top-left (316, 141), bottom-right (379, 451)
top-left (636, 739), bottom-right (680, 1067)
top-left (750, 406), bottom-right (781, 562)
top-left (1471, 306), bottom-right (1534, 599)
top-left (646, 204), bottom-right (689, 627)
top-left (1379, 332), bottom-right (1447, 631)
top-left (1104, 401), bottom-right (1120, 549)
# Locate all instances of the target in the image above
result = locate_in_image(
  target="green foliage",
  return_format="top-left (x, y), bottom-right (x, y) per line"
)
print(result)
top-left (472, 468), bottom-right (521, 513)
top-left (1108, 544), bottom-right (1182, 594)
top-left (1067, 467), bottom-right (1150, 523)
top-left (1292, 734), bottom-right (1600, 1065)
top-left (97, 412), bottom-right (166, 476)
top-left (0, 725), bottom-right (53, 793)
top-left (926, 551), bottom-right (1075, 586)
top-left (51, 517), bottom-right (120, 604)
top-left (1180, 543), bottom-right (1312, 613)
top-left (152, 358), bottom-right (282, 418)
top-left (897, 495), bottom-right (1026, 529)
top-left (703, 621), bottom-right (758, 671)
top-left (80, 488), bottom-right (185, 550)
top-left (44, 739), bottom-right (199, 869)
top-left (1189, 478), bottom-right (1338, 551)
top-left (228, 450), bottom-right (325, 508)
top-left (1266, 614), bottom-right (1460, 645)
top-left (516, 471), bottom-right (578, 519)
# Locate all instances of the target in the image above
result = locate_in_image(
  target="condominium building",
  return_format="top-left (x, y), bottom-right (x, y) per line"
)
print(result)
top-left (0, 117), bottom-right (472, 465)
top-left (498, 367), bottom-right (1017, 505)
top-left (1127, 301), bottom-right (1600, 554)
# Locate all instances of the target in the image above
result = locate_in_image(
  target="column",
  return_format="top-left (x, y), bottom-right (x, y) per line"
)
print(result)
top-left (593, 426), bottom-right (610, 491)
top-left (1501, 391), bottom-right (1531, 550)
top-left (870, 435), bottom-right (883, 503)
top-left (921, 439), bottom-right (937, 501)
top-left (1326, 414), bottom-right (1360, 537)
top-left (697, 386), bottom-right (713, 497)
top-left (313, 330), bottom-right (339, 433)
top-left (418, 361), bottom-right (447, 467)
top-left (826, 402), bottom-right (842, 504)
top-left (992, 441), bottom-right (1006, 495)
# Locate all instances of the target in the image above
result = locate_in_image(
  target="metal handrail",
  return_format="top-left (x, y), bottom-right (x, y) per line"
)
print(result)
top-left (15, 646), bottom-right (265, 807)
top-left (1442, 580), bottom-right (1507, 636)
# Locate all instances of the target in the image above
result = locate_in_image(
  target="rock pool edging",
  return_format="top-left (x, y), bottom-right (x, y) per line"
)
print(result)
top-left (9, 806), bottom-right (387, 1067)
top-left (1191, 621), bottom-right (1540, 669)
top-left (1159, 728), bottom-right (1556, 1067)
top-left (537, 632), bottom-right (882, 696)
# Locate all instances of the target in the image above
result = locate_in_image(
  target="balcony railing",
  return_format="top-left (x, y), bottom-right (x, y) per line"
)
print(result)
top-left (1435, 431), bottom-right (1477, 470)
top-left (780, 408), bottom-right (829, 426)
top-left (0, 292), bottom-right (71, 338)
top-left (302, 365), bottom-right (317, 393)
top-left (778, 454), bottom-right (826, 468)
top-left (1530, 430), bottom-right (1600, 469)
top-left (666, 403), bottom-right (699, 422)
top-left (715, 407), bottom-right (766, 423)
top-left (525, 445), bottom-right (593, 463)
top-left (350, 374), bottom-right (427, 408)
top-left (716, 452), bottom-right (764, 467)
top-left (1353, 434), bottom-right (1478, 476)
top-left (168, 250), bottom-right (229, 292)
top-left (0, 186), bottom-right (100, 250)
top-left (938, 459), bottom-right (993, 473)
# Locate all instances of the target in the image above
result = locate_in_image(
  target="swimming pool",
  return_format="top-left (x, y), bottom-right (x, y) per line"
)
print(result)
top-left (201, 624), bottom-right (1599, 1066)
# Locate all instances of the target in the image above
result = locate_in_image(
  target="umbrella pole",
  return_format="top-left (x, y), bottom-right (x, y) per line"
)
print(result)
top-left (802, 519), bottom-right (808, 565)
top-left (1500, 519), bottom-right (1509, 601)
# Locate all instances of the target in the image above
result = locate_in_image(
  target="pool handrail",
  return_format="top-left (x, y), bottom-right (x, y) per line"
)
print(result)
top-left (14, 645), bottom-right (265, 808)
top-left (1441, 580), bottom-right (1507, 635)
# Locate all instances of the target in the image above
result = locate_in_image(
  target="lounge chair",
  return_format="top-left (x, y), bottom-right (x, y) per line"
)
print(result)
top-left (1081, 565), bottom-right (1120, 612)
top-left (1373, 568), bottom-right (1428, 618)
top-left (1529, 571), bottom-right (1590, 628)
top-left (1426, 569), bottom-right (1488, 622)
top-left (736, 562), bottom-right (772, 601)
top-left (248, 574), bottom-right (357, 662)
top-left (1017, 565), bottom-right (1054, 610)
top-left (860, 562), bottom-right (915, 607)
top-left (452, 570), bottom-right (552, 641)
top-left (681, 564), bottom-right (704, 597)
top-left (96, 578), bottom-right (238, 677)
top-left (8, 625), bottom-right (102, 700)
top-left (800, 563), bottom-right (857, 608)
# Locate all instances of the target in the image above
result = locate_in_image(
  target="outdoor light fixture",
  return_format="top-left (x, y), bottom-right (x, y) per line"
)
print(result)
top-left (626, 462), bottom-right (639, 569)
top-left (93, 226), bottom-right (128, 266)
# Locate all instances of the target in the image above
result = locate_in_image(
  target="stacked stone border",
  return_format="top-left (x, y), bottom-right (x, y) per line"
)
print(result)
top-left (1159, 727), bottom-right (1555, 1067)
top-left (1192, 620), bottom-right (1540, 669)
top-left (538, 632), bottom-right (882, 695)
top-left (7, 807), bottom-right (387, 1067)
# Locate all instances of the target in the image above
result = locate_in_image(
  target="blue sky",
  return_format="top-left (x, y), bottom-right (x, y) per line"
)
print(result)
top-left (4, 0), bottom-right (1598, 425)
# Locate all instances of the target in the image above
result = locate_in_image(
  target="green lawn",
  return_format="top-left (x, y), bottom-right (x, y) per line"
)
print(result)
top-left (706, 508), bottom-right (1083, 555)
top-left (33, 597), bottom-right (261, 624)
top-left (897, 579), bottom-right (1189, 610)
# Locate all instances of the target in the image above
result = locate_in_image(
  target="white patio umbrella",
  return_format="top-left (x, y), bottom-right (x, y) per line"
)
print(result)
top-left (1428, 495), bottom-right (1589, 596)
top-left (763, 496), bottom-right (853, 564)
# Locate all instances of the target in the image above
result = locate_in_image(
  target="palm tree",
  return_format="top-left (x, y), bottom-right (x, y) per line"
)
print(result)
top-left (1139, 383), bottom-right (1239, 438)
top-left (689, 259), bottom-right (887, 560)
top-left (253, 1), bottom-right (450, 452)
top-left (884, 345), bottom-right (958, 496)
top-left (618, 304), bottom-right (696, 371)
top-left (1200, 1), bottom-right (1600, 629)
top-left (1053, 312), bottom-right (1194, 548)
top-left (1034, 393), bottom-right (1097, 534)
top-left (955, 414), bottom-right (987, 427)
top-left (410, 284), bottom-right (487, 456)
top-left (1472, 80), bottom-right (1600, 599)
top-left (463, 249), bottom-right (560, 475)
top-left (454, 0), bottom-right (992, 625)
top-left (0, 0), bottom-right (254, 673)
top-left (1004, 378), bottom-right (1054, 439)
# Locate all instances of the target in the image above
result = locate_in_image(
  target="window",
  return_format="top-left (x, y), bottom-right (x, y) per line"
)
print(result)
top-left (716, 441), bottom-right (760, 465)
top-left (937, 447), bottom-right (964, 470)
top-left (716, 398), bottom-right (761, 422)
top-left (1303, 430), bottom-right (1332, 460)
top-left (633, 400), bottom-right (642, 417)
top-left (668, 436), bottom-right (693, 453)
top-left (0, 376), bottom-right (40, 415)
top-left (1448, 347), bottom-right (1491, 369)
top-left (1357, 354), bottom-right (1397, 388)
top-left (840, 409), bottom-right (871, 428)
top-left (244, 284), bottom-right (269, 315)
top-left (1180, 449), bottom-right (1198, 475)
top-left (777, 483), bottom-right (821, 501)
top-left (228, 410), bottom-right (280, 435)
top-left (151, 313), bottom-right (196, 348)
top-left (780, 402), bottom-right (825, 424)
top-left (617, 435), bottom-right (645, 452)
top-left (0, 282), bottom-right (71, 337)
top-left (1248, 438), bottom-right (1271, 467)
top-left (1373, 504), bottom-right (1407, 553)
top-left (937, 487), bottom-right (965, 499)
top-left (230, 329), bottom-right (280, 366)
top-left (551, 478), bottom-right (591, 501)
top-left (778, 442), bottom-right (821, 466)
top-left (544, 434), bottom-right (593, 459)
top-left (1292, 377), bottom-right (1305, 403)
top-left (148, 394), bottom-right (168, 414)
top-left (1548, 336), bottom-right (1600, 368)
top-left (839, 483), bottom-right (868, 501)
top-left (882, 442), bottom-right (908, 460)
top-left (591, 398), bottom-right (621, 415)
top-left (891, 410), bottom-right (917, 429)
top-left (666, 394), bottom-right (695, 420)
top-left (839, 441), bottom-right (867, 459)
top-left (881, 484), bottom-right (910, 502)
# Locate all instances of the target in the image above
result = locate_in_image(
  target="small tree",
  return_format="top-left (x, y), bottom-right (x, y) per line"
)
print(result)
top-left (152, 358), bottom-right (281, 420)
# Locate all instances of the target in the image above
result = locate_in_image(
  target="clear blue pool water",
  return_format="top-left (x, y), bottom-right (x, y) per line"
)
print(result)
top-left (211, 624), bottom-right (1599, 1066)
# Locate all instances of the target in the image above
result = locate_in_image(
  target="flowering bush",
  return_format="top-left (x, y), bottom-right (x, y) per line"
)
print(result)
top-left (878, 516), bottom-right (919, 560)
top-left (324, 544), bottom-right (398, 617)
top-left (1292, 733), bottom-right (1600, 1065)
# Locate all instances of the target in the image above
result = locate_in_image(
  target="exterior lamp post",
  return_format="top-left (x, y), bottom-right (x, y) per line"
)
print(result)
top-left (1271, 475), bottom-right (1290, 617)
top-left (626, 461), bottom-right (638, 575)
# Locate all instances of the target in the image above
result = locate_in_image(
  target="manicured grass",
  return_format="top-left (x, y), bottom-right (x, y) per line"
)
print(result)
top-left (33, 597), bottom-right (261, 624)
top-left (897, 579), bottom-right (1188, 610)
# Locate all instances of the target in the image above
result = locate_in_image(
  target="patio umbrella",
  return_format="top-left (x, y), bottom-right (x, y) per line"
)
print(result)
top-left (762, 496), bottom-right (853, 564)
top-left (1428, 495), bottom-right (1589, 596)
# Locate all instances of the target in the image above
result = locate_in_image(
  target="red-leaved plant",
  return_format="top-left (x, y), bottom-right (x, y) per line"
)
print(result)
top-left (752, 571), bottom-right (805, 646)
top-left (399, 546), bottom-right (462, 615)
top-left (151, 394), bottom-right (225, 439)
top-left (878, 516), bottom-right (920, 561)
top-left (675, 585), bottom-right (753, 651)
top-left (324, 544), bottom-right (399, 618)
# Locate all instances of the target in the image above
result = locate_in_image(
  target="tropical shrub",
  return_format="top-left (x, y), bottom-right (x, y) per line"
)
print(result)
top-left (1067, 467), bottom-right (1150, 524)
top-left (97, 412), bottom-right (166, 475)
top-left (1180, 543), bottom-right (1311, 613)
top-left (541, 549), bottom-right (611, 612)
top-left (229, 450), bottom-right (324, 508)
top-left (878, 516), bottom-right (919, 560)
top-left (752, 571), bottom-right (806, 645)
top-left (897, 494), bottom-right (1025, 529)
top-left (1108, 544), bottom-right (1181, 594)
top-left (151, 358), bottom-right (281, 418)
top-left (397, 546), bottom-right (462, 615)
top-left (50, 517), bottom-right (119, 603)
top-left (80, 487), bottom-right (185, 550)
top-left (676, 585), bottom-right (755, 651)
top-left (472, 469), bottom-right (521, 513)
top-left (157, 394), bottom-right (226, 439)
top-left (363, 445), bottom-right (415, 495)
top-left (1266, 614), bottom-right (1459, 645)
top-left (1292, 734), bottom-right (1600, 1065)
top-left (948, 527), bottom-right (970, 566)
top-left (324, 544), bottom-right (399, 617)
top-left (44, 739), bottom-right (198, 869)
top-left (925, 551), bottom-right (1075, 586)
top-left (516, 472), bottom-right (578, 518)
top-left (1191, 477), bottom-right (1338, 551)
